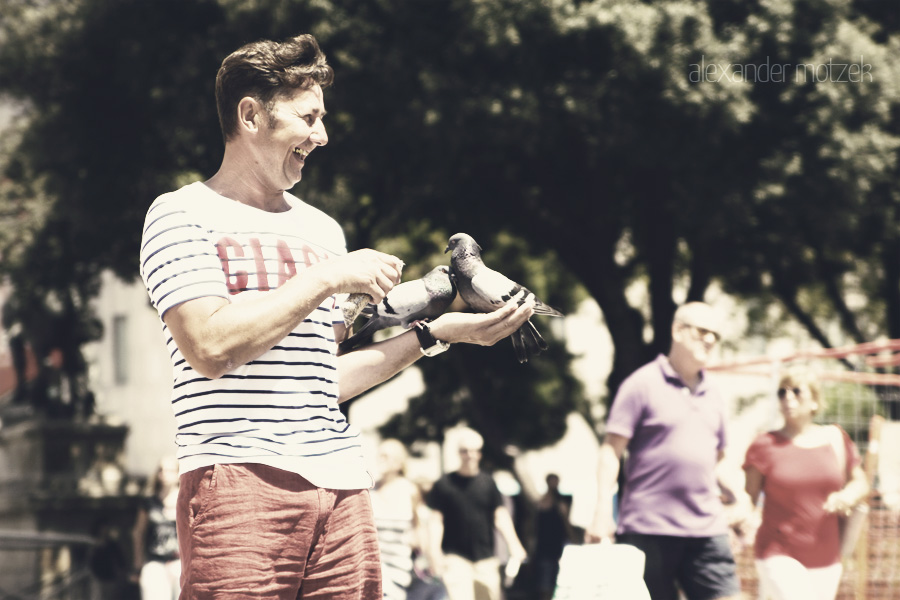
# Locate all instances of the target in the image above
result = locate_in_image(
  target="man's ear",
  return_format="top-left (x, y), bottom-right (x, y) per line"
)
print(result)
top-left (237, 97), bottom-right (264, 134)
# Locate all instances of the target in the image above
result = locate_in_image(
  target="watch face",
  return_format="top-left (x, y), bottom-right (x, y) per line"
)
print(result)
top-left (422, 345), bottom-right (441, 357)
top-left (422, 342), bottom-right (449, 357)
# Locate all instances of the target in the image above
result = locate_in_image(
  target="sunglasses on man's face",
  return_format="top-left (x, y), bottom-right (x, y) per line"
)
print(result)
top-left (777, 387), bottom-right (803, 400)
top-left (679, 323), bottom-right (721, 344)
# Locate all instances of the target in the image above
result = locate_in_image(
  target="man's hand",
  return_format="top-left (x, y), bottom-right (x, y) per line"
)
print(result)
top-left (584, 513), bottom-right (616, 545)
top-left (427, 294), bottom-right (535, 346)
top-left (508, 540), bottom-right (527, 563)
top-left (585, 438), bottom-right (626, 545)
top-left (429, 552), bottom-right (446, 579)
top-left (309, 249), bottom-right (404, 304)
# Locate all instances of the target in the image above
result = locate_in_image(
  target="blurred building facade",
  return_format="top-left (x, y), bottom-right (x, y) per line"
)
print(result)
top-left (84, 271), bottom-right (175, 479)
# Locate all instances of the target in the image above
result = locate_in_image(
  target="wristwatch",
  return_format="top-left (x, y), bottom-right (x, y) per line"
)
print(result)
top-left (414, 321), bottom-right (451, 357)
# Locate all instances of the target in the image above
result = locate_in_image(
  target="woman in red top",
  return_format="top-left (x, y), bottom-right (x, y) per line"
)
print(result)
top-left (743, 369), bottom-right (868, 600)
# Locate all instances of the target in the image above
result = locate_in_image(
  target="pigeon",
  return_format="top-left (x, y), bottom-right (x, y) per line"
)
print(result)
top-left (339, 265), bottom-right (458, 352)
top-left (445, 232), bottom-right (563, 363)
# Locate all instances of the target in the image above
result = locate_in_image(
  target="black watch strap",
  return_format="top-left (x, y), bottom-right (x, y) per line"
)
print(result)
top-left (414, 321), bottom-right (450, 357)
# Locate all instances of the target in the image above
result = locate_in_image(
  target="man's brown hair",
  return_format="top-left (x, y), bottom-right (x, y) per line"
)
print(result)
top-left (215, 34), bottom-right (333, 142)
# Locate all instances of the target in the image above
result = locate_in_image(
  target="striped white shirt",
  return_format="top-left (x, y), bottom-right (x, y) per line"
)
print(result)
top-left (139, 181), bottom-right (371, 489)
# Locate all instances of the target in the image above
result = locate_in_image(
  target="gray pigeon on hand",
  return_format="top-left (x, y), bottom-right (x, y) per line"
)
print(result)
top-left (340, 265), bottom-right (457, 352)
top-left (445, 232), bottom-right (563, 363)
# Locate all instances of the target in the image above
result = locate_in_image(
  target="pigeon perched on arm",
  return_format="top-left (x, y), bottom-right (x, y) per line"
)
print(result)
top-left (339, 265), bottom-right (457, 352)
top-left (445, 232), bottom-right (563, 363)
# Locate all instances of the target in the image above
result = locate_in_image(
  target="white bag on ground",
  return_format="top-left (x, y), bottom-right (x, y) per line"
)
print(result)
top-left (553, 542), bottom-right (651, 600)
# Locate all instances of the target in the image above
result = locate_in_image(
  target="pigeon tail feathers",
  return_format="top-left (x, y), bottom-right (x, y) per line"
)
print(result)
top-left (510, 320), bottom-right (549, 363)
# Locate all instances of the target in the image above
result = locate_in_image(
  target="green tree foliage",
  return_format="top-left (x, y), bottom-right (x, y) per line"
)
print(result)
top-left (0, 0), bottom-right (230, 412)
top-left (704, 0), bottom-right (900, 349)
top-left (0, 0), bottom-right (898, 432)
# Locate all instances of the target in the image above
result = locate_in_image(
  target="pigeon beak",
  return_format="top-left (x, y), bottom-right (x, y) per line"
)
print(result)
top-left (444, 245), bottom-right (451, 254)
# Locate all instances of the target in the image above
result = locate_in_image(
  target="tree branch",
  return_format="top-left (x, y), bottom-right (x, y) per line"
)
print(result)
top-left (772, 276), bottom-right (855, 371)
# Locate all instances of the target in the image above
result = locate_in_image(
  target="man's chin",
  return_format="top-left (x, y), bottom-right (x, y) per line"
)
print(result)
top-left (693, 348), bottom-right (711, 362)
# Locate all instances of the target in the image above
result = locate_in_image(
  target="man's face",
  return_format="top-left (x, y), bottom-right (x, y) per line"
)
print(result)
top-left (375, 443), bottom-right (403, 480)
top-left (672, 310), bottom-right (721, 367)
top-left (458, 444), bottom-right (482, 473)
top-left (256, 85), bottom-right (328, 191)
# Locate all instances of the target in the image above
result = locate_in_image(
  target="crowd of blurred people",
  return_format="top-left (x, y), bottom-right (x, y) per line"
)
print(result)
top-left (367, 430), bottom-right (572, 600)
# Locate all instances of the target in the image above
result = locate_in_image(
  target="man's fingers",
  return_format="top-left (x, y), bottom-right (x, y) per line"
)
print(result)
top-left (508, 296), bottom-right (535, 325)
top-left (373, 272), bottom-right (397, 298)
top-left (339, 249), bottom-right (404, 299)
top-left (376, 257), bottom-right (403, 286)
top-left (505, 290), bottom-right (533, 306)
top-left (471, 303), bottom-right (534, 346)
top-left (366, 250), bottom-right (404, 279)
top-left (477, 296), bottom-right (534, 338)
top-left (494, 294), bottom-right (534, 320)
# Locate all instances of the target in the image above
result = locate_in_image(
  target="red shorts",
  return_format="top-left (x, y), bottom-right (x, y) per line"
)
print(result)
top-left (177, 463), bottom-right (382, 599)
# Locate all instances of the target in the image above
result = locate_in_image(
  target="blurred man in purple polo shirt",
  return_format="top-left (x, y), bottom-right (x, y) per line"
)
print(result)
top-left (586, 302), bottom-right (741, 600)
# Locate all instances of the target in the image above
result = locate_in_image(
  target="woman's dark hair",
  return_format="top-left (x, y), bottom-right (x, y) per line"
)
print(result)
top-left (215, 34), bottom-right (334, 142)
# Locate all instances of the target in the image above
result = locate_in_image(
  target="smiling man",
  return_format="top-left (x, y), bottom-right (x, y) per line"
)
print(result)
top-left (139, 34), bottom-right (535, 600)
top-left (585, 302), bottom-right (742, 600)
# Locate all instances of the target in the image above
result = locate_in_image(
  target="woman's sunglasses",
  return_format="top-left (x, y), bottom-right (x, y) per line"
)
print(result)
top-left (777, 387), bottom-right (803, 400)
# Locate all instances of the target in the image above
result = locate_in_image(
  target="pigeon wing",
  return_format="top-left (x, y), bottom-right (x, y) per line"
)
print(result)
top-left (470, 267), bottom-right (526, 309)
top-left (339, 279), bottom-right (429, 351)
top-left (381, 279), bottom-right (434, 327)
top-left (471, 267), bottom-right (563, 318)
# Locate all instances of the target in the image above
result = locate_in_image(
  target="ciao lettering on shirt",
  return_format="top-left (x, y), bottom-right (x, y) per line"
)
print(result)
top-left (216, 237), bottom-right (330, 294)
